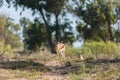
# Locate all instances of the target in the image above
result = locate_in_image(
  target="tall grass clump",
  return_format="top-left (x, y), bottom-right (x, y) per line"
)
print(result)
top-left (0, 41), bottom-right (14, 59)
top-left (0, 41), bottom-right (4, 51)
top-left (4, 45), bottom-right (14, 58)
top-left (65, 44), bottom-right (82, 61)
top-left (81, 41), bottom-right (120, 59)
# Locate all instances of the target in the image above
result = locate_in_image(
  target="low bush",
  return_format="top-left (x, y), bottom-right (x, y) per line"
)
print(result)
top-left (80, 41), bottom-right (120, 59)
top-left (65, 41), bottom-right (120, 61)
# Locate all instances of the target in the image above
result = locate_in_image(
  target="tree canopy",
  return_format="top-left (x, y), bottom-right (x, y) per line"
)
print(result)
top-left (0, 15), bottom-right (22, 48)
top-left (72, 0), bottom-right (120, 42)
top-left (5, 0), bottom-right (76, 51)
top-left (3, 0), bottom-right (120, 51)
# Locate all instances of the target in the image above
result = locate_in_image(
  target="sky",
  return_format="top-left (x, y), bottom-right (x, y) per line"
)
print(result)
top-left (0, 2), bottom-right (36, 24)
top-left (0, 1), bottom-right (82, 47)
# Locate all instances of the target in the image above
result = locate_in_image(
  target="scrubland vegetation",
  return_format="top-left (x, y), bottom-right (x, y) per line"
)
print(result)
top-left (0, 0), bottom-right (120, 80)
top-left (66, 41), bottom-right (120, 80)
top-left (0, 41), bottom-right (120, 80)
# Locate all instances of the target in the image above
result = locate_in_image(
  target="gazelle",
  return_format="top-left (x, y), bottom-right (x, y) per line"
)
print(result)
top-left (54, 42), bottom-right (65, 62)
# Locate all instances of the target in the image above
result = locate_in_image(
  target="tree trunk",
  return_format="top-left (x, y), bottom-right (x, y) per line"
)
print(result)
top-left (108, 22), bottom-right (114, 41)
top-left (39, 9), bottom-right (53, 48)
top-left (100, 33), bottom-right (107, 43)
top-left (55, 14), bottom-right (61, 42)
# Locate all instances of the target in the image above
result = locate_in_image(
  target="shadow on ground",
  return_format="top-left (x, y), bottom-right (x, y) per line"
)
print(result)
top-left (46, 58), bottom-right (120, 75)
top-left (0, 58), bottom-right (119, 76)
top-left (85, 58), bottom-right (120, 64)
top-left (0, 60), bottom-right (51, 72)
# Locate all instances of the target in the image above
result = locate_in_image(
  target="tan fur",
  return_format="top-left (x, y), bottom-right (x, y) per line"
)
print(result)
top-left (55, 43), bottom-right (65, 62)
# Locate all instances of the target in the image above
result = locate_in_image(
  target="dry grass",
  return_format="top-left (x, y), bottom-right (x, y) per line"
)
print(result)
top-left (0, 44), bottom-right (120, 80)
top-left (69, 59), bottom-right (120, 80)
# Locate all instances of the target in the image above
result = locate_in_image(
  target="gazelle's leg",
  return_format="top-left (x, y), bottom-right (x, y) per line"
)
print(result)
top-left (63, 49), bottom-right (65, 61)
top-left (60, 52), bottom-right (63, 62)
top-left (62, 49), bottom-right (65, 61)
top-left (63, 52), bottom-right (65, 61)
top-left (61, 50), bottom-right (65, 62)
top-left (57, 51), bottom-right (62, 62)
top-left (59, 51), bottom-right (62, 62)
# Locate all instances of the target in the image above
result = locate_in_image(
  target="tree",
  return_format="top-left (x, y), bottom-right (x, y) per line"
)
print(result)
top-left (5, 0), bottom-right (65, 45)
top-left (0, 15), bottom-right (22, 48)
top-left (5, 18), bottom-right (22, 48)
top-left (5, 0), bottom-right (75, 51)
top-left (72, 0), bottom-right (120, 42)
top-left (59, 20), bottom-right (75, 44)
top-left (20, 18), bottom-right (47, 51)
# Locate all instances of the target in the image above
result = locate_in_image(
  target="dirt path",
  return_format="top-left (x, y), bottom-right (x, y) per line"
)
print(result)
top-left (13, 51), bottom-right (70, 80)
top-left (41, 61), bottom-right (70, 80)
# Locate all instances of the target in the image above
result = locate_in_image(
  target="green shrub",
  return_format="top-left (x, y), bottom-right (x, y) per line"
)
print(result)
top-left (80, 41), bottom-right (120, 59)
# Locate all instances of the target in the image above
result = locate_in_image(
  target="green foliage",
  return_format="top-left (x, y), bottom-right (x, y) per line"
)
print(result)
top-left (65, 44), bottom-right (82, 61)
top-left (80, 41), bottom-right (120, 59)
top-left (0, 15), bottom-right (22, 58)
top-left (5, 0), bottom-right (75, 48)
top-left (74, 0), bottom-right (120, 41)
top-left (0, 15), bottom-right (22, 48)
top-left (5, 30), bottom-right (22, 48)
top-left (114, 25), bottom-right (120, 42)
top-left (62, 41), bottom-right (119, 61)
top-left (22, 18), bottom-right (47, 51)
top-left (59, 21), bottom-right (76, 44)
